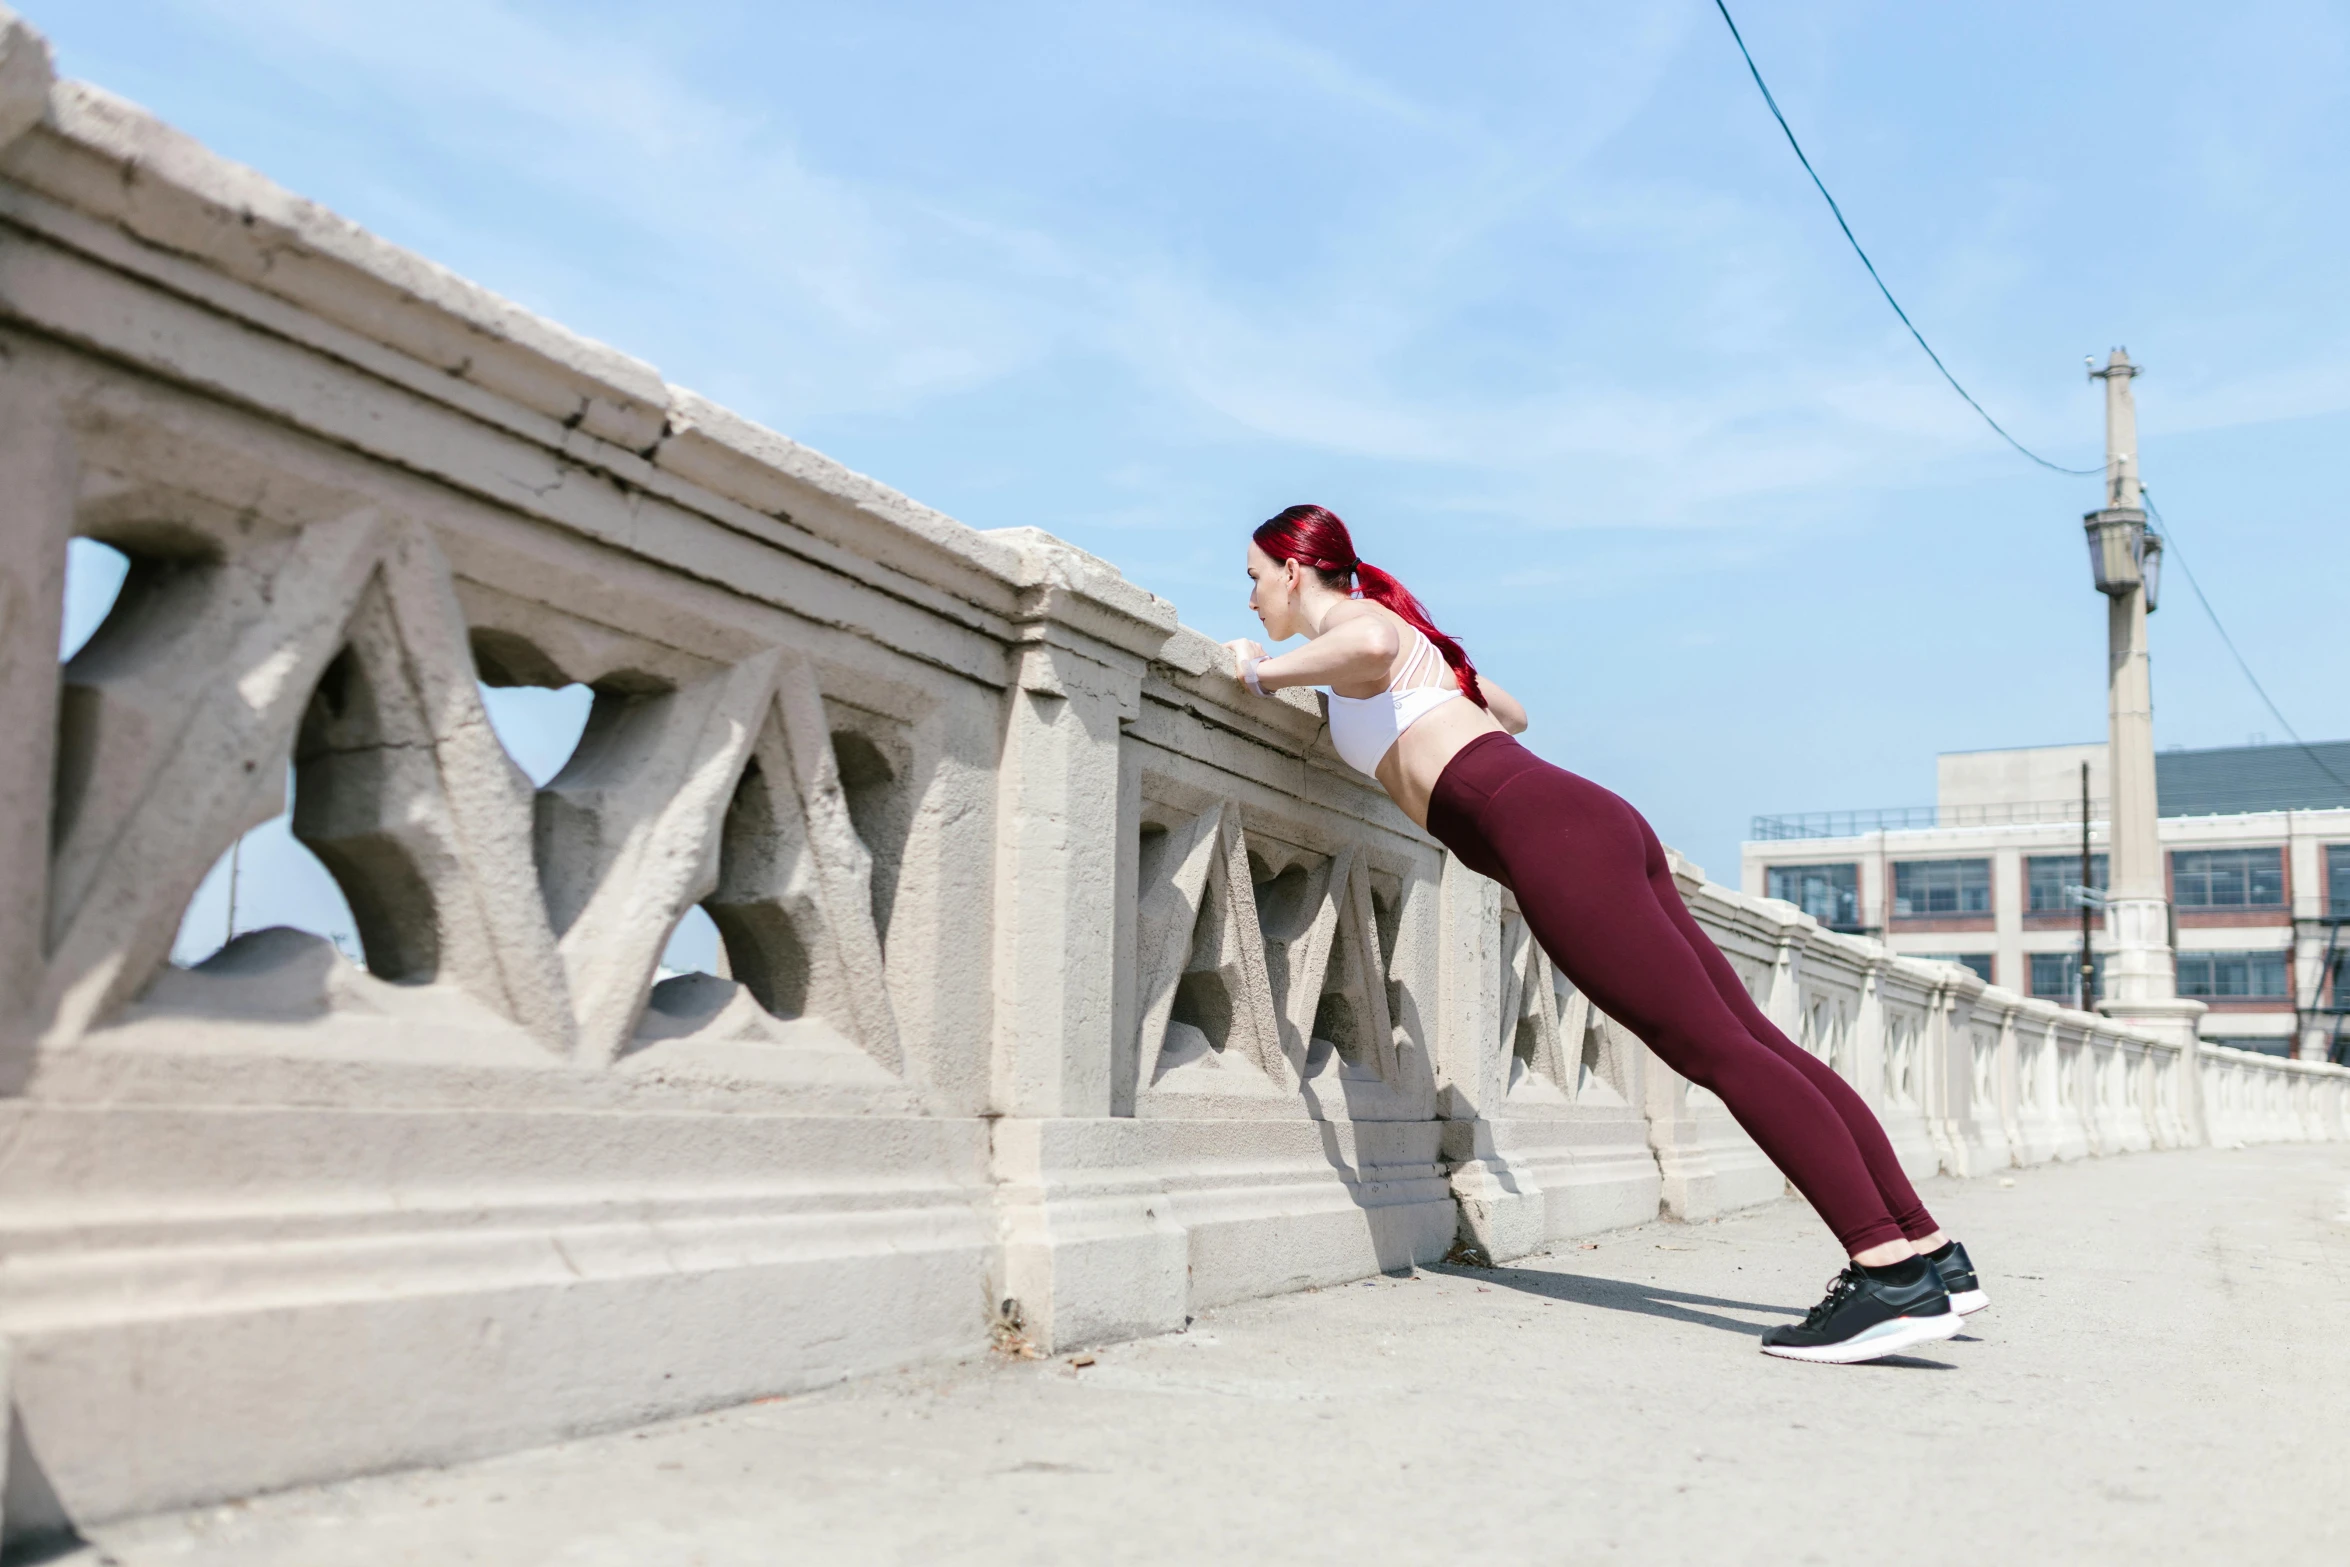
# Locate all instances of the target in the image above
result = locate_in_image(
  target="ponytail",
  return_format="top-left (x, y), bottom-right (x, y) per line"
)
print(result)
top-left (1350, 558), bottom-right (1486, 709)
top-left (1251, 504), bottom-right (1486, 709)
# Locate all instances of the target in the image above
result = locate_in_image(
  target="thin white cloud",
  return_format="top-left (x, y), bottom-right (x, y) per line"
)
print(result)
top-left (172, 0), bottom-right (1090, 411)
top-left (142, 0), bottom-right (2350, 540)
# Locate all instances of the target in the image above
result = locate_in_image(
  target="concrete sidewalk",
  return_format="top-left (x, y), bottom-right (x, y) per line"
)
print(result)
top-left (71, 1144), bottom-right (2350, 1566)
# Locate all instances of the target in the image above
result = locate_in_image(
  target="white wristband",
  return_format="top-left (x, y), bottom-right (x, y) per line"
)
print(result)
top-left (1239, 655), bottom-right (1267, 698)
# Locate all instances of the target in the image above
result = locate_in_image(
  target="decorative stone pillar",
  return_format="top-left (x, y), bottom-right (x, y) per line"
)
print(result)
top-left (0, 4), bottom-right (61, 1102)
top-left (1434, 855), bottom-right (1547, 1262)
top-left (1642, 1042), bottom-right (1719, 1222)
top-left (1763, 924), bottom-right (1803, 1046)
top-left (983, 531), bottom-right (1189, 1352)
top-left (1992, 993), bottom-right (2025, 1168)
top-left (1431, 853), bottom-right (1503, 1123)
top-left (1850, 953), bottom-right (1888, 1114)
top-left (1923, 973), bottom-right (1967, 1173)
top-left (1619, 856), bottom-right (1720, 1219)
top-left (1917, 964), bottom-right (1968, 1176)
top-left (986, 556), bottom-right (1165, 1119)
top-left (0, 367), bottom-right (73, 1095)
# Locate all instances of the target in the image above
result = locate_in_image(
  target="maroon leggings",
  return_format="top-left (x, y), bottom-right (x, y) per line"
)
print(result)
top-left (1427, 733), bottom-right (1936, 1255)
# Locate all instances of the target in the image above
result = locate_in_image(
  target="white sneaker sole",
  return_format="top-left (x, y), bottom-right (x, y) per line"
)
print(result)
top-left (1760, 1309), bottom-right (1964, 1365)
top-left (1947, 1288), bottom-right (1989, 1315)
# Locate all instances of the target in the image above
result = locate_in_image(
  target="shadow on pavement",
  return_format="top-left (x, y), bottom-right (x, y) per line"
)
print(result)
top-left (1426, 1261), bottom-right (1799, 1338)
top-left (1425, 1263), bottom-right (1970, 1369)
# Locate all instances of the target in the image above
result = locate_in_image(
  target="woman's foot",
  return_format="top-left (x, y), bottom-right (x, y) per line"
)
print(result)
top-left (1760, 1262), bottom-right (1960, 1364)
top-left (1923, 1238), bottom-right (1989, 1315)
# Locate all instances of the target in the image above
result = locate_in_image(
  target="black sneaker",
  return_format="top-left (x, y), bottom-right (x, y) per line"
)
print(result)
top-left (1927, 1240), bottom-right (1988, 1315)
top-left (1760, 1264), bottom-right (1961, 1364)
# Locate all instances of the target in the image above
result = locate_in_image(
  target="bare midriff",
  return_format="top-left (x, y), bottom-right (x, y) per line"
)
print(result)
top-left (1370, 689), bottom-right (1510, 828)
top-left (1308, 600), bottom-right (1511, 828)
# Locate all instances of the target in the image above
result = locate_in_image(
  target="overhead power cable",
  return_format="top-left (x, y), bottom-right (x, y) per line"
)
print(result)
top-left (2141, 490), bottom-right (2350, 797)
top-left (1709, 1), bottom-right (2100, 477)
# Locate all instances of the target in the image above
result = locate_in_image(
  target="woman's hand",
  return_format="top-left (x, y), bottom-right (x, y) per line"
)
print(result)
top-left (1225, 638), bottom-right (1271, 698)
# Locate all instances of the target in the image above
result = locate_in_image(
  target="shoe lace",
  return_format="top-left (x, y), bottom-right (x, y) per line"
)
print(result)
top-left (1799, 1267), bottom-right (1867, 1330)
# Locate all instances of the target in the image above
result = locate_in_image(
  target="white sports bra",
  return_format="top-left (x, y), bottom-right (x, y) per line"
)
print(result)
top-left (1326, 626), bottom-right (1464, 777)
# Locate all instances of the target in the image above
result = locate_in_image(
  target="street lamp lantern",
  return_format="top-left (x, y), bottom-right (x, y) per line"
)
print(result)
top-left (2082, 346), bottom-right (2158, 606)
top-left (2082, 510), bottom-right (2160, 607)
top-left (2083, 510), bottom-right (2146, 596)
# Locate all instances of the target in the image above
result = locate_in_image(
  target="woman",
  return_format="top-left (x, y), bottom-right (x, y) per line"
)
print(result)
top-left (1224, 504), bottom-right (1988, 1365)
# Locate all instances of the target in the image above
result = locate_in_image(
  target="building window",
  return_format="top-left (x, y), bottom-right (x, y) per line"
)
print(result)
top-left (1767, 863), bottom-right (1859, 928)
top-left (2030, 951), bottom-right (2101, 1001)
top-left (2175, 950), bottom-right (2290, 999)
top-left (2027, 854), bottom-right (2107, 914)
top-left (2203, 1035), bottom-right (2291, 1059)
top-left (2170, 847), bottom-right (2285, 909)
top-left (1917, 953), bottom-right (1993, 983)
top-left (1892, 859), bottom-right (1991, 918)
top-left (2330, 844), bottom-right (2350, 917)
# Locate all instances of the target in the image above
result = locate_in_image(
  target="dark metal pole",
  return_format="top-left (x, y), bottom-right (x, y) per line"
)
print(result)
top-left (2080, 761), bottom-right (2095, 1011)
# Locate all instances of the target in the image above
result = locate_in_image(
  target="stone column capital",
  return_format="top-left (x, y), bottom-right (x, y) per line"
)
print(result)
top-left (988, 528), bottom-right (1179, 667)
top-left (0, 6), bottom-right (55, 158)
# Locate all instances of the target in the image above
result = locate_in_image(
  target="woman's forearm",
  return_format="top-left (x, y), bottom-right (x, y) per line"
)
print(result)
top-left (1250, 620), bottom-right (1395, 691)
top-left (1480, 678), bottom-right (1530, 735)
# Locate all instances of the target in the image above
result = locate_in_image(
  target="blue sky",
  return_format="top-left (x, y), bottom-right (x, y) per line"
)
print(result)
top-left (39, 0), bottom-right (2350, 958)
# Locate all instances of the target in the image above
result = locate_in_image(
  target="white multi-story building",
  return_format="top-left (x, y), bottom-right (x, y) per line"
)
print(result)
top-left (1742, 740), bottom-right (2350, 1061)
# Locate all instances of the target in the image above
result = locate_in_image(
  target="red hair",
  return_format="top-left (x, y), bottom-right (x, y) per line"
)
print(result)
top-left (1252, 504), bottom-right (1486, 709)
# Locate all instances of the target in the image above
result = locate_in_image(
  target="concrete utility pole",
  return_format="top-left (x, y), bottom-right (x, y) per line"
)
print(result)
top-left (2082, 350), bottom-right (2206, 1077)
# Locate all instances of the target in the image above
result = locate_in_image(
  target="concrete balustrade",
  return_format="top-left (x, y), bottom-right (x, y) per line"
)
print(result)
top-left (0, 8), bottom-right (2344, 1546)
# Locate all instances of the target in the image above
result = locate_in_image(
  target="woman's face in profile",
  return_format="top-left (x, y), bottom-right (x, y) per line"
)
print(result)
top-left (1244, 542), bottom-right (1306, 641)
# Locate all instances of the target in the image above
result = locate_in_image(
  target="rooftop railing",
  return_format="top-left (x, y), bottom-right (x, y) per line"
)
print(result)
top-left (1749, 798), bottom-right (2112, 841)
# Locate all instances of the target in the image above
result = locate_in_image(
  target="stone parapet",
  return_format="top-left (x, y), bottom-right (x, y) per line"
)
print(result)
top-left (0, 8), bottom-right (2342, 1546)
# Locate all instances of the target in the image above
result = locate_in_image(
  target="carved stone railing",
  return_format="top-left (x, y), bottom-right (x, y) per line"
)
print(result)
top-left (0, 8), bottom-right (2342, 1545)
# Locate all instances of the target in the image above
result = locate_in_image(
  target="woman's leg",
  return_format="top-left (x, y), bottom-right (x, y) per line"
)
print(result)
top-left (1633, 819), bottom-right (1943, 1244)
top-left (1484, 769), bottom-right (1911, 1258)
